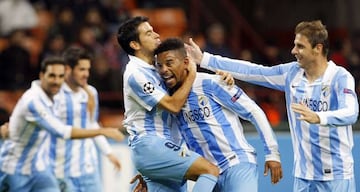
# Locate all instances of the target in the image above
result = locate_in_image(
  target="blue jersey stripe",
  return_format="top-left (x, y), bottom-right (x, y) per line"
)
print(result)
top-left (203, 53), bottom-right (358, 180)
top-left (210, 82), bottom-right (251, 161)
top-left (80, 102), bottom-right (87, 175)
top-left (64, 92), bottom-right (73, 177)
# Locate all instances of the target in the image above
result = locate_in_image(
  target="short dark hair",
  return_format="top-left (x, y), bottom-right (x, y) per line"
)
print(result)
top-left (40, 56), bottom-right (65, 73)
top-left (117, 16), bottom-right (149, 56)
top-left (154, 38), bottom-right (187, 58)
top-left (62, 46), bottom-right (92, 68)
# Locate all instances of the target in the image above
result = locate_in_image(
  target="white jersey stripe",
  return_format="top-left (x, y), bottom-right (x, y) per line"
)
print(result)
top-left (0, 81), bottom-right (72, 175)
top-left (201, 52), bottom-right (358, 180)
top-left (124, 55), bottom-right (171, 140)
top-left (176, 73), bottom-right (279, 173)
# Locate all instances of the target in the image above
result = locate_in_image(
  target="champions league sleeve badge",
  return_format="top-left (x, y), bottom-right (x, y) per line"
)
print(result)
top-left (143, 82), bottom-right (155, 94)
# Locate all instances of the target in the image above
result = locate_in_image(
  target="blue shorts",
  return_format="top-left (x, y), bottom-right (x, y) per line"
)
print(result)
top-left (63, 173), bottom-right (102, 192)
top-left (214, 162), bottom-right (258, 192)
top-left (146, 179), bottom-right (187, 192)
top-left (293, 177), bottom-right (356, 192)
top-left (4, 169), bottom-right (60, 192)
top-left (57, 178), bottom-right (71, 192)
top-left (0, 172), bottom-right (9, 192)
top-left (130, 135), bottom-right (200, 185)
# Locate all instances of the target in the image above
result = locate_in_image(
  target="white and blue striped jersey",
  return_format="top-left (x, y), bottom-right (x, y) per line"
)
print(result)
top-left (123, 55), bottom-right (172, 141)
top-left (175, 73), bottom-right (280, 173)
top-left (50, 83), bottom-right (112, 178)
top-left (0, 80), bottom-right (72, 175)
top-left (200, 52), bottom-right (359, 180)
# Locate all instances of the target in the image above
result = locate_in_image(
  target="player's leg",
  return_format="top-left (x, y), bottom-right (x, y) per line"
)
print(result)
top-left (67, 173), bottom-right (102, 192)
top-left (216, 163), bottom-right (258, 192)
top-left (57, 178), bottom-right (72, 192)
top-left (0, 172), bottom-right (9, 192)
top-left (146, 178), bottom-right (187, 192)
top-left (293, 177), bottom-right (310, 192)
top-left (130, 135), bottom-right (218, 191)
top-left (312, 178), bottom-right (355, 192)
top-left (6, 170), bottom-right (60, 192)
top-left (31, 169), bottom-right (60, 192)
top-left (184, 156), bottom-right (219, 192)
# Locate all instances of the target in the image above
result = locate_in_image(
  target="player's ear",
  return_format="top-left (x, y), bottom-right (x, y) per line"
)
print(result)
top-left (314, 43), bottom-right (323, 55)
top-left (183, 56), bottom-right (190, 67)
top-left (130, 41), bottom-right (140, 51)
top-left (39, 72), bottom-right (44, 80)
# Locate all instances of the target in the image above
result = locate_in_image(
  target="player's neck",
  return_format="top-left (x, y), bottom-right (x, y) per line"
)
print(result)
top-left (66, 79), bottom-right (81, 92)
top-left (136, 51), bottom-right (154, 65)
top-left (304, 59), bottom-right (328, 83)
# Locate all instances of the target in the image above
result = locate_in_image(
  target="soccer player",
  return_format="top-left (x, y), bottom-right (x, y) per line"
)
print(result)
top-left (117, 16), bottom-right (219, 191)
top-left (187, 20), bottom-right (358, 192)
top-left (0, 57), bottom-right (124, 191)
top-left (154, 38), bottom-right (282, 191)
top-left (50, 47), bottom-right (122, 192)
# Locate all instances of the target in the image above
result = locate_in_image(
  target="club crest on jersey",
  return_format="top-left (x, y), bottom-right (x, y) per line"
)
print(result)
top-left (198, 95), bottom-right (209, 107)
top-left (321, 85), bottom-right (330, 97)
top-left (143, 82), bottom-right (155, 94)
top-left (231, 87), bottom-right (243, 102)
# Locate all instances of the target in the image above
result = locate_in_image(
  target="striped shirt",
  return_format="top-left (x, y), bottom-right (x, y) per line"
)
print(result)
top-left (0, 80), bottom-right (72, 175)
top-left (175, 73), bottom-right (280, 173)
top-left (123, 55), bottom-right (172, 141)
top-left (201, 52), bottom-right (359, 180)
top-left (50, 83), bottom-right (112, 178)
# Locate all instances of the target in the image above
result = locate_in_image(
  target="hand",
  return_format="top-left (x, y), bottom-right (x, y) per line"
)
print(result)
top-left (185, 38), bottom-right (203, 64)
top-left (101, 128), bottom-right (125, 141)
top-left (107, 153), bottom-right (121, 171)
top-left (216, 70), bottom-right (234, 87)
top-left (264, 161), bottom-right (283, 184)
top-left (187, 55), bottom-right (197, 76)
top-left (130, 174), bottom-right (147, 192)
top-left (291, 103), bottom-right (320, 124)
top-left (1, 122), bottom-right (9, 139)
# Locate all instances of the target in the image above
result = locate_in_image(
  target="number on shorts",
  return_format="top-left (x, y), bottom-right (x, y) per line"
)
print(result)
top-left (164, 141), bottom-right (181, 151)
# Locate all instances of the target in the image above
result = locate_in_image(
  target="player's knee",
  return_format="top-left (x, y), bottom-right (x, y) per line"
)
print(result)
top-left (197, 158), bottom-right (219, 177)
top-left (204, 163), bottom-right (219, 177)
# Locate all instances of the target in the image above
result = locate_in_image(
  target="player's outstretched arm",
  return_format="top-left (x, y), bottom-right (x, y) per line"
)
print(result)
top-left (71, 127), bottom-right (125, 141)
top-left (107, 153), bottom-right (121, 171)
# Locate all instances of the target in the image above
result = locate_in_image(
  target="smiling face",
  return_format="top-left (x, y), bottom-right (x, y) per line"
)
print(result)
top-left (66, 59), bottom-right (91, 88)
top-left (291, 20), bottom-right (329, 70)
top-left (291, 33), bottom-right (321, 70)
top-left (40, 64), bottom-right (65, 97)
top-left (156, 50), bottom-right (189, 89)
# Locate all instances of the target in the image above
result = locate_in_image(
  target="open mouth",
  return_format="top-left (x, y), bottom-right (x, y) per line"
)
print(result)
top-left (162, 75), bottom-right (175, 85)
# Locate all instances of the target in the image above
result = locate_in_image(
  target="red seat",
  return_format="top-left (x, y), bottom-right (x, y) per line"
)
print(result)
top-left (131, 8), bottom-right (187, 39)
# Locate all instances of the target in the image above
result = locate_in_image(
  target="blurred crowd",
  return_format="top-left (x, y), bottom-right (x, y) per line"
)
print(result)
top-left (0, 0), bottom-right (132, 92)
top-left (0, 0), bottom-right (359, 128)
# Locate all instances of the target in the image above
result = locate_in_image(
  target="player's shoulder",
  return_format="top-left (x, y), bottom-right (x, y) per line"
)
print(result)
top-left (196, 72), bottom-right (217, 80)
top-left (86, 84), bottom-right (98, 94)
top-left (196, 72), bottom-right (227, 84)
top-left (329, 61), bottom-right (354, 78)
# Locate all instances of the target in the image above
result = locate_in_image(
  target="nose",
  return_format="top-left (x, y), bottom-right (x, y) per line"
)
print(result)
top-left (159, 64), bottom-right (168, 74)
top-left (154, 31), bottom-right (160, 39)
top-left (291, 46), bottom-right (297, 55)
top-left (54, 76), bottom-right (64, 85)
top-left (84, 70), bottom-right (90, 78)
